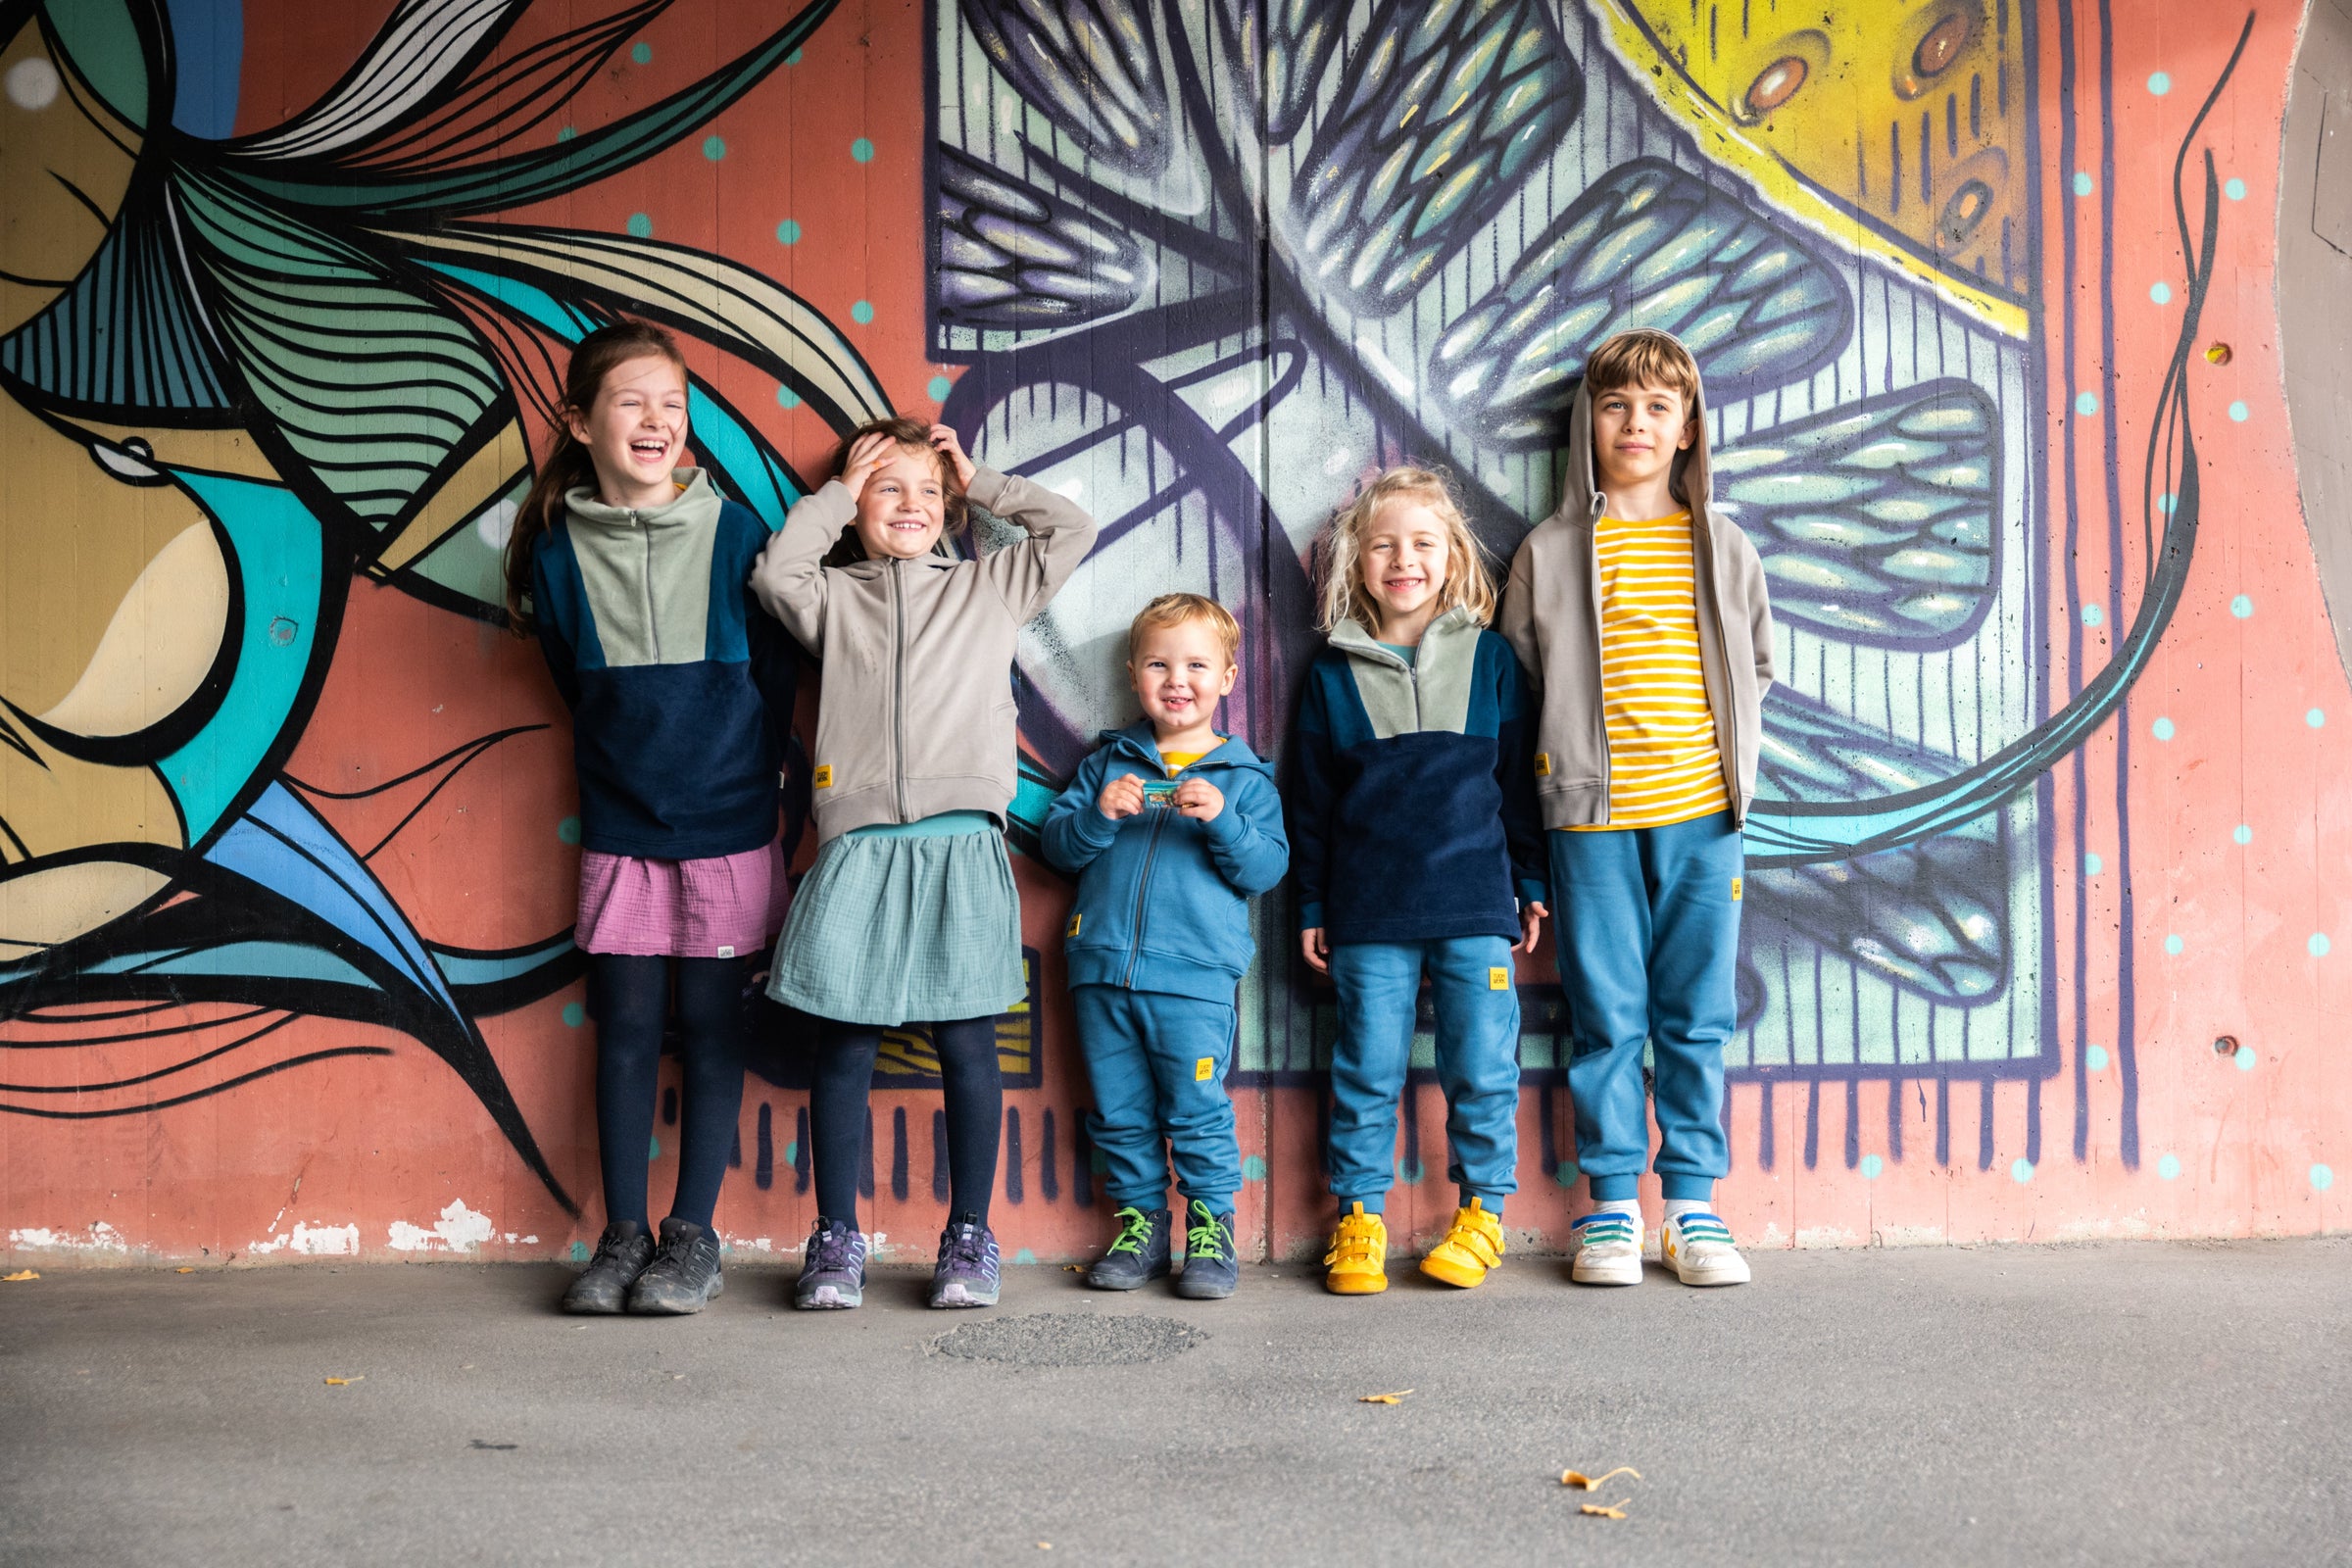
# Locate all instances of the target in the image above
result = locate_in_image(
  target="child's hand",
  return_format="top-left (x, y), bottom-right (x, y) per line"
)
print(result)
top-left (1172, 776), bottom-right (1224, 821)
top-left (1098, 772), bottom-right (1146, 820)
top-left (1513, 901), bottom-right (1549, 955)
top-left (929, 423), bottom-right (977, 487)
top-left (1300, 927), bottom-right (1330, 974)
top-left (840, 431), bottom-right (897, 502)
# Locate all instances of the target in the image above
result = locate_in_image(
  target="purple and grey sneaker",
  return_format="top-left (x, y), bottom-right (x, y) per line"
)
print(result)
top-left (928, 1214), bottom-right (1001, 1309)
top-left (795, 1217), bottom-right (867, 1310)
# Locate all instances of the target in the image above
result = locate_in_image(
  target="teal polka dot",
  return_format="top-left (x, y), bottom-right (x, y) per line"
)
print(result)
top-left (2150, 281), bottom-right (2173, 305)
top-left (2148, 71), bottom-right (2172, 95)
top-left (625, 213), bottom-right (652, 239)
top-left (2225, 177), bottom-right (2246, 201)
top-left (785, 47), bottom-right (803, 65)
top-left (2314, 1163), bottom-right (2335, 1192)
top-left (775, 384), bottom-right (801, 409)
top-left (630, 41), bottom-right (652, 64)
top-left (1012, 1248), bottom-right (1038, 1265)
top-left (775, 219), bottom-right (802, 245)
top-left (851, 136), bottom-right (875, 163)
top-left (2311, 933), bottom-right (2332, 957)
top-left (2164, 934), bottom-right (2184, 956)
top-left (2308, 709), bottom-right (2326, 729)
top-left (1553, 1160), bottom-right (1580, 1188)
top-left (2011, 1157), bottom-right (2034, 1184)
top-left (783, 1140), bottom-right (798, 1165)
top-left (927, 374), bottom-right (954, 403)
top-left (2151, 716), bottom-right (2175, 741)
top-left (2071, 172), bottom-right (2094, 196)
top-left (2083, 852), bottom-right (2103, 875)
top-left (2230, 594), bottom-right (2254, 618)
top-left (2228, 401), bottom-right (2249, 422)
top-left (557, 815), bottom-right (582, 845)
top-left (556, 125), bottom-right (576, 142)
top-left (1241, 1155), bottom-right (1268, 1182)
top-left (1860, 1154), bottom-right (1884, 1180)
top-left (702, 134), bottom-right (726, 161)
top-left (2086, 1045), bottom-right (2109, 1071)
top-left (2075, 391), bottom-right (2100, 416)
top-left (2236, 1044), bottom-right (2258, 1071)
top-left (2159, 493), bottom-right (2179, 514)
top-left (850, 300), bottom-right (874, 324)
top-left (2233, 824), bottom-right (2252, 846)
top-left (2082, 604), bottom-right (2104, 626)
top-left (648, 1135), bottom-right (662, 1160)
top-left (2158, 1153), bottom-right (2181, 1180)
top-left (571, 1240), bottom-right (591, 1262)
top-left (562, 1003), bottom-right (585, 1028)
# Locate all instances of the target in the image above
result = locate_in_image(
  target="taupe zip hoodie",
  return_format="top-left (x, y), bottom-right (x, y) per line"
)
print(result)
top-left (1496, 368), bottom-right (1775, 828)
top-left (750, 466), bottom-right (1096, 843)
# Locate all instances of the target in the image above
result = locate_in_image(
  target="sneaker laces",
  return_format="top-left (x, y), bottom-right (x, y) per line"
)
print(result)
top-left (944, 1223), bottom-right (989, 1272)
top-left (1104, 1206), bottom-right (1154, 1257)
top-left (807, 1221), bottom-right (858, 1273)
top-left (588, 1228), bottom-right (638, 1268)
top-left (1185, 1204), bottom-right (1228, 1261)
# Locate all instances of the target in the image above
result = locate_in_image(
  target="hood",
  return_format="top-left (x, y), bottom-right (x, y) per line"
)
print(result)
top-left (1561, 332), bottom-right (1717, 527)
top-left (1094, 720), bottom-right (1274, 779)
top-left (564, 466), bottom-right (720, 531)
top-left (1326, 605), bottom-right (1484, 665)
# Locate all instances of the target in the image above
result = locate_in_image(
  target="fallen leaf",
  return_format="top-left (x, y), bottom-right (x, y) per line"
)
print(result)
top-left (174, 1267), bottom-right (196, 1274)
top-left (1062, 1264), bottom-right (1086, 1273)
top-left (1580, 1499), bottom-right (1632, 1520)
top-left (3, 1270), bottom-right (38, 1282)
top-left (322, 1376), bottom-right (365, 1387)
top-left (1561, 1466), bottom-right (1641, 1491)
top-left (2204, 341), bottom-right (2233, 366)
top-left (1357, 1390), bottom-right (1414, 1404)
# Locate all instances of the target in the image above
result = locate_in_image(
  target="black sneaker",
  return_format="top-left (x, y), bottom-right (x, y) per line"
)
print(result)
top-left (1085, 1204), bottom-right (1170, 1291)
top-left (562, 1222), bottom-right (654, 1314)
top-left (625, 1218), bottom-right (725, 1315)
top-left (1173, 1200), bottom-right (1239, 1299)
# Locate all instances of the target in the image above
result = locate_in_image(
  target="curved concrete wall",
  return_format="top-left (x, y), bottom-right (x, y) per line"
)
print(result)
top-left (3, 0), bottom-right (2343, 1265)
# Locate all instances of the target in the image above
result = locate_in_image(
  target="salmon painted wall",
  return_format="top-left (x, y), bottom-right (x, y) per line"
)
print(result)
top-left (4, 0), bottom-right (2341, 1267)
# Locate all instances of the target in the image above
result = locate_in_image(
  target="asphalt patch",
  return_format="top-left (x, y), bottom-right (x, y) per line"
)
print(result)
top-left (932, 1312), bottom-right (1208, 1366)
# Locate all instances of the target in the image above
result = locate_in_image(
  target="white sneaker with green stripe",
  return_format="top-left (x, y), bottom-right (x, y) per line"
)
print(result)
top-left (1660, 1209), bottom-right (1751, 1287)
top-left (1568, 1209), bottom-right (1643, 1286)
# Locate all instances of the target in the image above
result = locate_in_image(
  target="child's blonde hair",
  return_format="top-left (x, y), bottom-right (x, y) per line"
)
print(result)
top-left (1128, 593), bottom-right (1241, 665)
top-left (1315, 466), bottom-right (1495, 633)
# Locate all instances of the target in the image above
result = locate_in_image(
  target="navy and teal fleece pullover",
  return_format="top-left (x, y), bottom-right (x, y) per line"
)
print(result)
top-left (529, 469), bottom-right (801, 859)
top-left (1042, 725), bottom-right (1289, 1003)
top-left (1288, 609), bottom-right (1547, 945)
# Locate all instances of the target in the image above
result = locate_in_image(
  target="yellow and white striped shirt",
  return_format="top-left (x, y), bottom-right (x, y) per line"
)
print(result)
top-left (1574, 513), bottom-right (1731, 831)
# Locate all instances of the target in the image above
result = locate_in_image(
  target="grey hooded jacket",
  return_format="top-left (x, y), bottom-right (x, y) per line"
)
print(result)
top-left (749, 466), bottom-right (1096, 844)
top-left (1496, 368), bottom-right (1776, 828)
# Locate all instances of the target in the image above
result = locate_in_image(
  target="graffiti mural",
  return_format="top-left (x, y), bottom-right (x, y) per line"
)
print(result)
top-left (3, 0), bottom-right (2338, 1263)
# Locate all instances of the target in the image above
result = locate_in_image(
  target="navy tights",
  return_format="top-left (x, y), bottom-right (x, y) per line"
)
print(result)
top-left (590, 955), bottom-right (746, 1233)
top-left (809, 1017), bottom-right (1001, 1227)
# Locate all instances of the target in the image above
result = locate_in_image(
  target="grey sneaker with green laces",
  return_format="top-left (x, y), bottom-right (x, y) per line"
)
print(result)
top-left (1085, 1204), bottom-right (1170, 1291)
top-left (1173, 1200), bottom-right (1238, 1299)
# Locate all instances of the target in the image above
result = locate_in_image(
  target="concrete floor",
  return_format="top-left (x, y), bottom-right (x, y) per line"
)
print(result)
top-left (4, 1237), bottom-right (2348, 1567)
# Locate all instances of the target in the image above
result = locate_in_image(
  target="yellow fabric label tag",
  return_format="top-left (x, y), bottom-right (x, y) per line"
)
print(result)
top-left (1731, 875), bottom-right (1743, 903)
top-left (1066, 912), bottom-right (1081, 938)
top-left (1489, 966), bottom-right (1509, 990)
top-left (812, 764), bottom-right (833, 789)
top-left (1195, 1056), bottom-right (1215, 1082)
top-left (1534, 753), bottom-right (1552, 777)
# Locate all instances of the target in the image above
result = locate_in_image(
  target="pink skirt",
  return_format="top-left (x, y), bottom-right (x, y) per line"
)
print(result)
top-left (574, 841), bottom-right (790, 958)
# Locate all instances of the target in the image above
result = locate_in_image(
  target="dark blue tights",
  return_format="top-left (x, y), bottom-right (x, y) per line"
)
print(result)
top-left (809, 1017), bottom-right (1001, 1227)
top-left (590, 955), bottom-right (746, 1232)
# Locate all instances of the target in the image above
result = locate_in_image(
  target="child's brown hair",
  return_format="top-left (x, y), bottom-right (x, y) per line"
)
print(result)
top-left (818, 414), bottom-right (970, 565)
top-left (1315, 466), bottom-right (1496, 633)
top-left (1584, 329), bottom-right (1704, 504)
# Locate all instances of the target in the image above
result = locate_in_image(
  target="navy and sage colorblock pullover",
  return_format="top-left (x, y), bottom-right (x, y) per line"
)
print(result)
top-left (529, 469), bottom-right (801, 859)
top-left (1288, 609), bottom-right (1548, 945)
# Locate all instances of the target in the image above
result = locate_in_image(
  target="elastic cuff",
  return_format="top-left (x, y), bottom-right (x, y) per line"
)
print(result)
top-left (1297, 902), bottom-right (1325, 932)
top-left (1178, 1192), bottom-right (1239, 1216)
top-left (1105, 1190), bottom-right (1168, 1212)
top-left (1660, 1174), bottom-right (1717, 1202)
top-left (1335, 1195), bottom-right (1385, 1216)
top-left (1515, 877), bottom-right (1550, 910)
top-left (1587, 1173), bottom-right (1640, 1201)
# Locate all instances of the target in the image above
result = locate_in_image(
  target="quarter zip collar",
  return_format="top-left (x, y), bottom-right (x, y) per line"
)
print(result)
top-left (1327, 606), bottom-right (1480, 668)
top-left (564, 466), bottom-right (719, 530)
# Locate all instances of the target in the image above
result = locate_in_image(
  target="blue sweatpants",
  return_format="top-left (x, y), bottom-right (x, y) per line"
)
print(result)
top-left (1547, 810), bottom-right (1743, 1202)
top-left (1325, 936), bottom-right (1521, 1215)
top-left (1071, 985), bottom-right (1241, 1212)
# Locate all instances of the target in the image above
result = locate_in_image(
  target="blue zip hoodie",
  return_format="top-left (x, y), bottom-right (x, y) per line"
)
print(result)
top-left (1288, 609), bottom-right (1548, 945)
top-left (1041, 724), bottom-right (1290, 1004)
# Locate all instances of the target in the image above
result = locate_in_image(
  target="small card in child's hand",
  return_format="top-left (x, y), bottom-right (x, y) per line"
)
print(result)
top-left (1143, 778), bottom-right (1181, 808)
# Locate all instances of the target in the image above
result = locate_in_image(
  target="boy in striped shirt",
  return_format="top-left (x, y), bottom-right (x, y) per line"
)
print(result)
top-left (1498, 330), bottom-right (1776, 1288)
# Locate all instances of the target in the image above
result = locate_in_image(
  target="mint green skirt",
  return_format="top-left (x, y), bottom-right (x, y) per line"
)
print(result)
top-left (766, 819), bottom-right (1024, 1027)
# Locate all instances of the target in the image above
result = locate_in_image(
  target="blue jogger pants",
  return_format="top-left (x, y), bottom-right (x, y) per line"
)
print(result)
top-left (1071, 985), bottom-right (1241, 1212)
top-left (1547, 810), bottom-right (1743, 1202)
top-left (1325, 936), bottom-right (1522, 1214)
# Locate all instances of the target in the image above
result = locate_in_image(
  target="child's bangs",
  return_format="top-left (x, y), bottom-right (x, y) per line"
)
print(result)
top-left (1584, 330), bottom-right (1700, 404)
